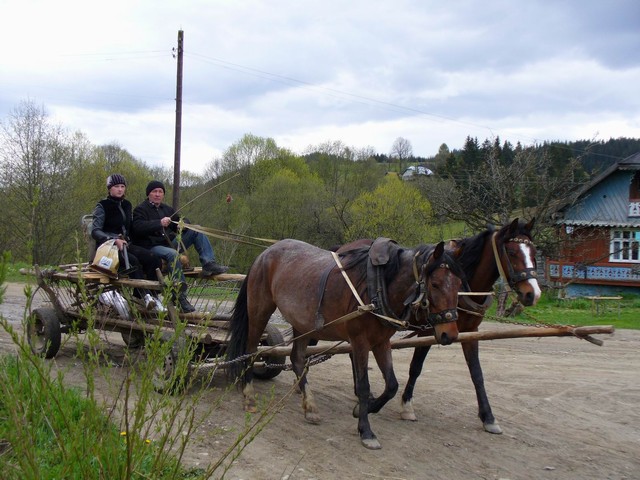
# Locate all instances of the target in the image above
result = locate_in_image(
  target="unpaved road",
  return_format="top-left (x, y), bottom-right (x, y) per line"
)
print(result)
top-left (1, 283), bottom-right (639, 480)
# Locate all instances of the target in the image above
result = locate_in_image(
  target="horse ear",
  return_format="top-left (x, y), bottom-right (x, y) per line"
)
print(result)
top-left (508, 217), bottom-right (519, 235)
top-left (433, 241), bottom-right (445, 259)
top-left (525, 217), bottom-right (536, 232)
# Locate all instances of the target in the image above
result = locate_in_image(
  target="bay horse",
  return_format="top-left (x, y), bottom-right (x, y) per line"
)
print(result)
top-left (399, 218), bottom-right (541, 434)
top-left (226, 238), bottom-right (465, 449)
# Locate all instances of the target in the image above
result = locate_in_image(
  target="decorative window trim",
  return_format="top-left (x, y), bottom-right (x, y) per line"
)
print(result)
top-left (610, 229), bottom-right (640, 263)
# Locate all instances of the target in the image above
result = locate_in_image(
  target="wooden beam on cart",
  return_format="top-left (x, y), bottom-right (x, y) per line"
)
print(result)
top-left (256, 325), bottom-right (615, 357)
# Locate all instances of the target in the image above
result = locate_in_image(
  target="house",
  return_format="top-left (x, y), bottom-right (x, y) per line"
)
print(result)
top-left (401, 165), bottom-right (433, 180)
top-left (547, 152), bottom-right (640, 296)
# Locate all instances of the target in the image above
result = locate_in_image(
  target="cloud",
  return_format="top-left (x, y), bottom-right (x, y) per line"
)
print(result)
top-left (2, 0), bottom-right (639, 174)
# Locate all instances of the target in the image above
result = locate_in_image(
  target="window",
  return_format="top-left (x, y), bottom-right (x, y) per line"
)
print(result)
top-left (610, 229), bottom-right (640, 262)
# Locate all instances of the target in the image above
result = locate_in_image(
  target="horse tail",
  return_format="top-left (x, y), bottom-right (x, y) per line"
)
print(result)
top-left (226, 268), bottom-right (251, 383)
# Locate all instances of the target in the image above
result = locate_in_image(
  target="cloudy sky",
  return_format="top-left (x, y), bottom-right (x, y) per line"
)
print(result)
top-left (2, 0), bottom-right (639, 174)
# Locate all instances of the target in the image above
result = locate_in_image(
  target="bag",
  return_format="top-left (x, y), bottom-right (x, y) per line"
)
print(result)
top-left (90, 239), bottom-right (120, 277)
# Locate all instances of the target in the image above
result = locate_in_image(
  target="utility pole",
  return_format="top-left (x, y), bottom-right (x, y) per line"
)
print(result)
top-left (172, 29), bottom-right (184, 210)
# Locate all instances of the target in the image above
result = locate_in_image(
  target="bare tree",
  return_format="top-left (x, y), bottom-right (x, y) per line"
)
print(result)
top-left (0, 100), bottom-right (77, 264)
top-left (390, 137), bottom-right (413, 174)
top-left (422, 147), bottom-right (588, 247)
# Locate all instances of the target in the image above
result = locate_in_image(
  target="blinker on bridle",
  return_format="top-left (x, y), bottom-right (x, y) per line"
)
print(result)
top-left (409, 251), bottom-right (459, 327)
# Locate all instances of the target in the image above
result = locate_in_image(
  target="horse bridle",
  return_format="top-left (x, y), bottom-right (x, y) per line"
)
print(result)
top-left (491, 232), bottom-right (538, 292)
top-left (407, 250), bottom-right (459, 329)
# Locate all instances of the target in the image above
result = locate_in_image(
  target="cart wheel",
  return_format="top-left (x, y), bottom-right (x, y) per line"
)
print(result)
top-left (121, 330), bottom-right (146, 349)
top-left (27, 307), bottom-right (62, 359)
top-left (253, 324), bottom-right (286, 380)
top-left (152, 334), bottom-right (192, 394)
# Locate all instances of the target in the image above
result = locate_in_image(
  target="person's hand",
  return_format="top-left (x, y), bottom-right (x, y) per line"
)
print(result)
top-left (115, 238), bottom-right (127, 250)
top-left (160, 216), bottom-right (172, 227)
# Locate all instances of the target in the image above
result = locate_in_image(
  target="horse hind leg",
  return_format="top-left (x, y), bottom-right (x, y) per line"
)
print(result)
top-left (242, 382), bottom-right (257, 413)
top-left (400, 344), bottom-right (432, 421)
top-left (351, 345), bottom-right (381, 450)
top-left (290, 338), bottom-right (321, 425)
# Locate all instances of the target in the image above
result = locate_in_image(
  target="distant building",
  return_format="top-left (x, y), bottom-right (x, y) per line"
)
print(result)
top-left (547, 152), bottom-right (640, 296)
top-left (401, 165), bottom-right (433, 180)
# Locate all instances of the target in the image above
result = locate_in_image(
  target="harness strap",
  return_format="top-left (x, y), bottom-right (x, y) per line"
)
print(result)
top-left (331, 251), bottom-right (408, 330)
top-left (491, 232), bottom-right (512, 293)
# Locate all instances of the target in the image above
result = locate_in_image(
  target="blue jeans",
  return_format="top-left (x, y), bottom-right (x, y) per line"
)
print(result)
top-left (150, 229), bottom-right (215, 283)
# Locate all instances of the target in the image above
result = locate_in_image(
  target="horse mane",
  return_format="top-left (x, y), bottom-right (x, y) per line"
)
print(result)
top-left (455, 229), bottom-right (494, 279)
top-left (454, 219), bottom-right (534, 279)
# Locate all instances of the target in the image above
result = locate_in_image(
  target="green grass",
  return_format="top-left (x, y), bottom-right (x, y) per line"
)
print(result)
top-left (4, 260), bottom-right (34, 283)
top-left (488, 290), bottom-right (640, 330)
top-left (0, 354), bottom-right (196, 479)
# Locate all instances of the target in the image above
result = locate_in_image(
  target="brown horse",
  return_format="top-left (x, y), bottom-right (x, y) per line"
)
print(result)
top-left (226, 238), bottom-right (465, 449)
top-left (399, 218), bottom-right (541, 433)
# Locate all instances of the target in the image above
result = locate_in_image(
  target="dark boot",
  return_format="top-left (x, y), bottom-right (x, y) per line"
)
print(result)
top-left (178, 293), bottom-right (196, 313)
top-left (174, 283), bottom-right (196, 313)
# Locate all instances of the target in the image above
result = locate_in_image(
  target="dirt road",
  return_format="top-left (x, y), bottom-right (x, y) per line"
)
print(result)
top-left (1, 283), bottom-right (639, 480)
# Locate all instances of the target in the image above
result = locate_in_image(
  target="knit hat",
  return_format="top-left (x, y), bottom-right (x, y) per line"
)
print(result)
top-left (106, 174), bottom-right (127, 190)
top-left (146, 180), bottom-right (166, 196)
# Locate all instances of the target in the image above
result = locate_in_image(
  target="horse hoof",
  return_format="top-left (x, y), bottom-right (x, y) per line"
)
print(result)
top-left (361, 437), bottom-right (382, 450)
top-left (400, 411), bottom-right (417, 421)
top-left (243, 400), bottom-right (257, 413)
top-left (484, 421), bottom-right (503, 434)
top-left (305, 412), bottom-right (322, 425)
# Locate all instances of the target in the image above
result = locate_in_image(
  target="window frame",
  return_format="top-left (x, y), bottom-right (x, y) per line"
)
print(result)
top-left (610, 229), bottom-right (640, 263)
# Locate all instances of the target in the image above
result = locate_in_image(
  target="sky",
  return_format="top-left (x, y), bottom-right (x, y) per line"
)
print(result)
top-left (2, 0), bottom-right (639, 174)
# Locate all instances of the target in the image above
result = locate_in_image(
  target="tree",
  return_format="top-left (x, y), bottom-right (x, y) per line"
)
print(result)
top-left (206, 134), bottom-right (280, 196)
top-left (345, 175), bottom-right (435, 245)
top-left (305, 141), bottom-right (384, 243)
top-left (423, 145), bottom-right (588, 249)
top-left (390, 137), bottom-right (413, 174)
top-left (0, 101), bottom-right (79, 264)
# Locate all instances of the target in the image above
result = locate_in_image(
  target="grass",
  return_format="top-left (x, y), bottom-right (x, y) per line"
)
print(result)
top-left (0, 251), bottom-right (285, 479)
top-left (4, 260), bottom-right (34, 283)
top-left (486, 289), bottom-right (640, 330)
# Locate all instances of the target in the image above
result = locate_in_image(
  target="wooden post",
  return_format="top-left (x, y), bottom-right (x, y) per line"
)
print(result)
top-left (172, 29), bottom-right (184, 211)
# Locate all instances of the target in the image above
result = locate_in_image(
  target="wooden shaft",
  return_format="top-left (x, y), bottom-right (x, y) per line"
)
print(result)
top-left (256, 325), bottom-right (615, 357)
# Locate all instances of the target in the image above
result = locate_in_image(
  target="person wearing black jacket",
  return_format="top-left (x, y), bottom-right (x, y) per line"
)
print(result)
top-left (132, 180), bottom-right (228, 313)
top-left (91, 174), bottom-right (163, 312)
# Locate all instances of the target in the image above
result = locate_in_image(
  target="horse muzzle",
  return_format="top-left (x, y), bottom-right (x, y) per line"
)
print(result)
top-left (429, 308), bottom-right (459, 346)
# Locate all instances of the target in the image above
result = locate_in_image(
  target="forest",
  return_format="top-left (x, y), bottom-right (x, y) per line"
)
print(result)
top-left (2, 100), bottom-right (640, 271)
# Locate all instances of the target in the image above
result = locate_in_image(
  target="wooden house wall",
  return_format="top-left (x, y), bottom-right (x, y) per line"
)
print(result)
top-left (557, 226), bottom-right (609, 264)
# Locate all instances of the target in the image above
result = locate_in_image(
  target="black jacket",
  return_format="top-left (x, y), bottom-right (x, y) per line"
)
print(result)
top-left (132, 200), bottom-right (182, 248)
top-left (91, 196), bottom-right (133, 246)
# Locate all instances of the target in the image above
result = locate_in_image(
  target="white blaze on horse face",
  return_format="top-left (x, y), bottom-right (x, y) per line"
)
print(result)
top-left (519, 242), bottom-right (542, 303)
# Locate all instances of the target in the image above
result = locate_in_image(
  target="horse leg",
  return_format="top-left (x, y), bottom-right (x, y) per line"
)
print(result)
top-left (400, 345), bottom-right (432, 421)
top-left (290, 338), bottom-right (321, 424)
top-left (462, 339), bottom-right (502, 434)
top-left (365, 341), bottom-right (398, 414)
top-left (351, 344), bottom-right (380, 449)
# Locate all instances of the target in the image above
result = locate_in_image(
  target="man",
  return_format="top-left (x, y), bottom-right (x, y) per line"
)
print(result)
top-left (91, 174), bottom-right (163, 312)
top-left (132, 180), bottom-right (228, 313)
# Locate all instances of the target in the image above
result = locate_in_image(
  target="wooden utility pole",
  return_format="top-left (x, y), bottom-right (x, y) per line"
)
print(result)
top-left (172, 29), bottom-right (184, 210)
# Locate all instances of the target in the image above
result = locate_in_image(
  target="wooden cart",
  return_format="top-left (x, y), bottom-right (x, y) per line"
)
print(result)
top-left (26, 263), bottom-right (286, 392)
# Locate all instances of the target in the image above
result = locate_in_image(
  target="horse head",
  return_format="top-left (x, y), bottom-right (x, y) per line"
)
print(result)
top-left (420, 241), bottom-right (464, 345)
top-left (494, 218), bottom-right (541, 306)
